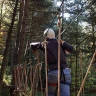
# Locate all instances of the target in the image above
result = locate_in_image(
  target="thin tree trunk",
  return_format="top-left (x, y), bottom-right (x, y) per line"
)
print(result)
top-left (10, 0), bottom-right (24, 96)
top-left (0, 0), bottom-right (19, 92)
top-left (14, 0), bottom-right (24, 66)
top-left (17, 0), bottom-right (30, 64)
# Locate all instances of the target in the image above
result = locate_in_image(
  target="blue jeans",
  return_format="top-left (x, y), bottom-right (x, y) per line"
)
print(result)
top-left (48, 68), bottom-right (71, 96)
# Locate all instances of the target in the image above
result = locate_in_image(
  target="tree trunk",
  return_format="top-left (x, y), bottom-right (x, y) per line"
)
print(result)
top-left (14, 0), bottom-right (24, 66)
top-left (0, 0), bottom-right (19, 92)
top-left (17, 0), bottom-right (30, 64)
top-left (10, 0), bottom-right (30, 95)
top-left (10, 0), bottom-right (24, 96)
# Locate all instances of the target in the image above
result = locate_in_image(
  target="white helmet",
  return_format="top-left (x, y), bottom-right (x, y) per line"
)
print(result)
top-left (43, 28), bottom-right (55, 39)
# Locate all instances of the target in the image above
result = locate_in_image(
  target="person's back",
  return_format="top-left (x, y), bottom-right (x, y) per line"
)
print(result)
top-left (30, 28), bottom-right (73, 96)
top-left (46, 38), bottom-right (69, 71)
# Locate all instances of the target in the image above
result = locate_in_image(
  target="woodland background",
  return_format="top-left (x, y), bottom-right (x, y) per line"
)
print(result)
top-left (0, 0), bottom-right (96, 96)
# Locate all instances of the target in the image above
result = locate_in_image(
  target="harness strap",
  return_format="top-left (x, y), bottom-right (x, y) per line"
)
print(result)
top-left (48, 82), bottom-right (57, 86)
top-left (48, 68), bottom-right (66, 87)
top-left (60, 67), bottom-right (66, 83)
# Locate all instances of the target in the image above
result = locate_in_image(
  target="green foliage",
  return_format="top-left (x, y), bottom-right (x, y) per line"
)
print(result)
top-left (3, 67), bottom-right (12, 85)
top-left (0, 0), bottom-right (96, 95)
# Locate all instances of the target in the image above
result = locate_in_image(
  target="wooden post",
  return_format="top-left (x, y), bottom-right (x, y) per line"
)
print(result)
top-left (57, 13), bottom-right (61, 96)
top-left (79, 50), bottom-right (84, 96)
top-left (44, 39), bottom-right (48, 96)
top-left (77, 51), bottom-right (96, 96)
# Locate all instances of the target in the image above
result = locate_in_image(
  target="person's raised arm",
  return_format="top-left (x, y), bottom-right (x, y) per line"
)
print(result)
top-left (30, 42), bottom-right (44, 51)
top-left (61, 40), bottom-right (73, 53)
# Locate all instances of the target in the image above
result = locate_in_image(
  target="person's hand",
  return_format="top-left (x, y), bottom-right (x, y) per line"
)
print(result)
top-left (41, 41), bottom-right (47, 47)
top-left (60, 40), bottom-right (65, 44)
top-left (65, 50), bottom-right (71, 54)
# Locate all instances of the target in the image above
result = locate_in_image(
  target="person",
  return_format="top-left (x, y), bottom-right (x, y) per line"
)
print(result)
top-left (30, 28), bottom-right (73, 96)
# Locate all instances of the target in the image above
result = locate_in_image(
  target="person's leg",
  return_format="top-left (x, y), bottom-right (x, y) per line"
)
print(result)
top-left (60, 84), bottom-right (70, 96)
top-left (60, 68), bottom-right (71, 96)
top-left (48, 70), bottom-right (58, 96)
top-left (48, 84), bottom-right (57, 96)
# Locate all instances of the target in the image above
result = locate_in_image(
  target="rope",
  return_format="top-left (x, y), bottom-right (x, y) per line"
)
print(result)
top-left (41, 0), bottom-right (65, 41)
top-left (38, 64), bottom-right (44, 96)
top-left (24, 67), bottom-right (29, 95)
top-left (36, 50), bottom-right (44, 96)
top-left (14, 63), bottom-right (43, 95)
top-left (29, 65), bottom-right (32, 96)
top-left (36, 66), bottom-right (40, 95)
top-left (32, 65), bottom-right (38, 96)
top-left (60, 0), bottom-right (93, 37)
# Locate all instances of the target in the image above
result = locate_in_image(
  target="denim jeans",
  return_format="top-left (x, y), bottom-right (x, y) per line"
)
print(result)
top-left (48, 68), bottom-right (71, 96)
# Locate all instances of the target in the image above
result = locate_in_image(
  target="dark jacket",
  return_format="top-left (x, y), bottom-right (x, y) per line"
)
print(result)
top-left (38, 39), bottom-right (73, 70)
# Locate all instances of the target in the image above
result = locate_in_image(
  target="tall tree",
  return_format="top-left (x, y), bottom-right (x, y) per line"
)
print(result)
top-left (17, 0), bottom-right (30, 64)
top-left (10, 0), bottom-right (25, 96)
top-left (0, 0), bottom-right (19, 92)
